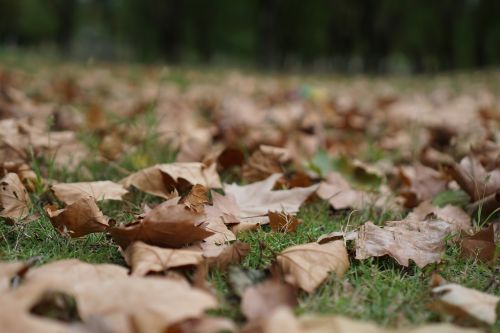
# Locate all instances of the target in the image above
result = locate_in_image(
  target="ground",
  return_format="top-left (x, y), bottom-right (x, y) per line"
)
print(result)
top-left (0, 53), bottom-right (499, 332)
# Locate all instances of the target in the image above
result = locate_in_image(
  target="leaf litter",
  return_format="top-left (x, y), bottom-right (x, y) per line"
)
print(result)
top-left (0, 64), bottom-right (499, 332)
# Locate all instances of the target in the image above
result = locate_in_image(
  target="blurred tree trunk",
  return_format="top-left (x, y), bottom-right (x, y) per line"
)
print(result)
top-left (158, 0), bottom-right (183, 63)
top-left (52, 0), bottom-right (77, 54)
top-left (257, 0), bottom-right (277, 68)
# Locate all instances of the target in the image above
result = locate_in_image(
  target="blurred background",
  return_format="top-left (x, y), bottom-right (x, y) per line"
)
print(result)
top-left (1, 0), bottom-right (500, 73)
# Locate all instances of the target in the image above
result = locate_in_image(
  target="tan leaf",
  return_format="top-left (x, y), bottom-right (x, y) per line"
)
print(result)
top-left (202, 241), bottom-right (250, 269)
top-left (180, 184), bottom-right (209, 213)
top-left (355, 202), bottom-right (472, 267)
top-left (446, 156), bottom-right (500, 201)
top-left (431, 283), bottom-right (500, 325)
top-left (276, 240), bottom-right (349, 293)
top-left (398, 163), bottom-right (448, 208)
top-left (460, 224), bottom-right (497, 262)
top-left (317, 172), bottom-right (368, 210)
top-left (5, 259), bottom-right (217, 333)
top-left (120, 163), bottom-right (221, 199)
top-left (0, 173), bottom-right (31, 221)
top-left (269, 211), bottom-right (300, 232)
top-left (109, 198), bottom-right (213, 249)
top-left (243, 146), bottom-right (285, 182)
top-left (51, 180), bottom-right (128, 205)
top-left (261, 307), bottom-right (481, 333)
top-left (241, 279), bottom-right (297, 321)
top-left (224, 173), bottom-right (318, 224)
top-left (45, 197), bottom-right (108, 237)
top-left (123, 241), bottom-right (204, 276)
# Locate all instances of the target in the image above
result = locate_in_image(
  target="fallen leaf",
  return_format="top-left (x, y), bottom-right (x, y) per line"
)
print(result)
top-left (123, 241), bottom-right (204, 276)
top-left (446, 156), bottom-right (500, 201)
top-left (276, 240), bottom-right (349, 293)
top-left (317, 171), bottom-right (368, 210)
top-left (355, 204), bottom-right (472, 267)
top-left (268, 211), bottom-right (300, 232)
top-left (224, 173), bottom-right (318, 224)
top-left (431, 283), bottom-right (500, 325)
top-left (180, 184), bottom-right (209, 213)
top-left (259, 307), bottom-right (481, 333)
top-left (51, 181), bottom-right (128, 205)
top-left (0, 173), bottom-right (31, 221)
top-left (165, 316), bottom-right (236, 333)
top-left (45, 197), bottom-right (109, 237)
top-left (121, 163), bottom-right (221, 198)
top-left (243, 146), bottom-right (285, 182)
top-left (6, 259), bottom-right (217, 333)
top-left (241, 279), bottom-right (297, 321)
top-left (202, 241), bottom-right (250, 269)
top-left (460, 224), bottom-right (497, 262)
top-left (109, 197), bottom-right (213, 248)
top-left (398, 163), bottom-right (448, 208)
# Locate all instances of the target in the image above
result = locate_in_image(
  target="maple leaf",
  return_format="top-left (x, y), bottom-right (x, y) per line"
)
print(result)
top-left (276, 240), bottom-right (349, 293)
top-left (123, 241), bottom-right (204, 276)
top-left (0, 173), bottom-right (31, 222)
top-left (109, 197), bottom-right (214, 248)
top-left (51, 180), bottom-right (128, 205)
top-left (431, 281), bottom-right (500, 325)
top-left (120, 162), bottom-right (221, 199)
top-left (45, 197), bottom-right (109, 237)
top-left (223, 173), bottom-right (318, 224)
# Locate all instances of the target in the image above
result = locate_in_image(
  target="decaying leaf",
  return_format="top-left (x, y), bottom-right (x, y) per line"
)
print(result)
top-left (446, 156), bottom-right (500, 201)
top-left (259, 307), bottom-right (481, 333)
top-left (268, 211), bottom-right (300, 232)
top-left (460, 224), bottom-right (497, 262)
top-left (0, 172), bottom-right (31, 221)
top-left (109, 197), bottom-right (213, 248)
top-left (242, 146), bottom-right (286, 182)
top-left (123, 241), bottom-right (204, 276)
top-left (398, 163), bottom-right (448, 208)
top-left (317, 171), bottom-right (368, 210)
top-left (277, 240), bottom-right (349, 293)
top-left (2, 259), bottom-right (217, 333)
top-left (355, 201), bottom-right (472, 267)
top-left (120, 162), bottom-right (221, 198)
top-left (45, 197), bottom-right (108, 237)
top-left (431, 282), bottom-right (500, 325)
top-left (223, 173), bottom-right (318, 224)
top-left (202, 241), bottom-right (251, 269)
top-left (51, 180), bottom-right (128, 205)
top-left (180, 184), bottom-right (209, 213)
top-left (241, 279), bottom-right (298, 321)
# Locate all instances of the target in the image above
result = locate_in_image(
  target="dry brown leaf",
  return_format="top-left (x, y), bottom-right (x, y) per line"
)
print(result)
top-left (317, 171), bottom-right (368, 210)
top-left (260, 307), bottom-right (480, 333)
top-left (431, 283), bottom-right (500, 325)
top-left (0, 173), bottom-right (31, 221)
top-left (45, 197), bottom-right (108, 237)
top-left (276, 240), bottom-right (349, 293)
top-left (241, 279), bottom-right (297, 321)
top-left (121, 163), bottom-right (221, 199)
top-left (165, 316), bottom-right (236, 333)
top-left (51, 180), bottom-right (128, 205)
top-left (355, 203), bottom-right (472, 267)
top-left (223, 173), bottom-right (318, 224)
top-left (446, 156), bottom-right (500, 201)
top-left (460, 224), bottom-right (497, 262)
top-left (243, 146), bottom-right (285, 182)
top-left (398, 163), bottom-right (448, 208)
top-left (5, 259), bottom-right (217, 333)
top-left (268, 211), bottom-right (300, 232)
top-left (123, 241), bottom-right (204, 276)
top-left (109, 197), bottom-right (213, 249)
top-left (202, 241), bottom-right (250, 269)
top-left (180, 184), bottom-right (209, 213)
